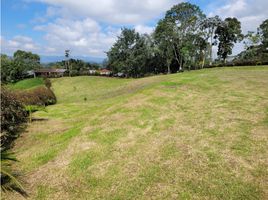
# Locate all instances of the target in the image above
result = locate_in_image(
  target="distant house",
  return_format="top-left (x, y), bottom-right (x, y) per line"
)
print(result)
top-left (99, 69), bottom-right (112, 76)
top-left (34, 68), bottom-right (67, 78)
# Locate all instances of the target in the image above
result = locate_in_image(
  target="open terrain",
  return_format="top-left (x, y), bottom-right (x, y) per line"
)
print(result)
top-left (4, 66), bottom-right (268, 200)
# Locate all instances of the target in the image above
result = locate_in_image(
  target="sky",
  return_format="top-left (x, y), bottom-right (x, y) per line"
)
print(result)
top-left (1, 0), bottom-right (268, 61)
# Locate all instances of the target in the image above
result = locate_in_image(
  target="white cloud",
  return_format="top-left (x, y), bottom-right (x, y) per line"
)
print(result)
top-left (209, 0), bottom-right (268, 33)
top-left (33, 18), bottom-right (120, 57)
top-left (1, 35), bottom-right (40, 54)
top-left (135, 25), bottom-right (154, 34)
top-left (3, 0), bottom-right (268, 58)
top-left (31, 0), bottom-right (179, 24)
top-left (29, 0), bottom-right (167, 57)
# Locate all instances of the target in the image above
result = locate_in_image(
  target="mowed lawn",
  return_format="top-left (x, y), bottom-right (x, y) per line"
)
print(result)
top-left (4, 66), bottom-right (268, 200)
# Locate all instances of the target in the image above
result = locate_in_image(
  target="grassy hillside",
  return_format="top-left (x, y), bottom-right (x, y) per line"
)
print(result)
top-left (8, 78), bottom-right (44, 90)
top-left (5, 66), bottom-right (268, 199)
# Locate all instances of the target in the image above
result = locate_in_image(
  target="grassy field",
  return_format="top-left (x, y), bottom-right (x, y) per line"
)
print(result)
top-left (7, 78), bottom-right (44, 90)
top-left (4, 66), bottom-right (268, 199)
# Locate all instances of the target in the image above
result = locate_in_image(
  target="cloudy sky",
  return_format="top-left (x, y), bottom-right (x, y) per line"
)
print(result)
top-left (1, 0), bottom-right (268, 60)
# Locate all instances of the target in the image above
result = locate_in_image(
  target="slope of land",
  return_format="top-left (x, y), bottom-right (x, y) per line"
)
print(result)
top-left (7, 78), bottom-right (44, 90)
top-left (4, 66), bottom-right (268, 200)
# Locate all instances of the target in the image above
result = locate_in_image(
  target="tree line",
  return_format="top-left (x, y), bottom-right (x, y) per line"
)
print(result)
top-left (1, 50), bottom-right (41, 83)
top-left (1, 50), bottom-right (102, 83)
top-left (106, 2), bottom-right (268, 77)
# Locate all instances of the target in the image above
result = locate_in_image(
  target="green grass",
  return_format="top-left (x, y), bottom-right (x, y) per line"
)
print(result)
top-left (8, 78), bottom-right (44, 90)
top-left (5, 66), bottom-right (268, 200)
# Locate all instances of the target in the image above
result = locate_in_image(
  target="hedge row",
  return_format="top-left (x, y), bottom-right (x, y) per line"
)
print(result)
top-left (15, 86), bottom-right (56, 106)
top-left (1, 79), bottom-right (57, 148)
top-left (1, 87), bottom-right (28, 147)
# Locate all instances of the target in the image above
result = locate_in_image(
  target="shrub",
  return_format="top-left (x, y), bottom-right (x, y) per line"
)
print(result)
top-left (44, 78), bottom-right (52, 89)
top-left (15, 86), bottom-right (57, 106)
top-left (1, 87), bottom-right (28, 147)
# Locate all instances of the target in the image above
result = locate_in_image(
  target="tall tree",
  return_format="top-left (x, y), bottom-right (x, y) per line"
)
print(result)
top-left (215, 17), bottom-right (243, 63)
top-left (65, 50), bottom-right (71, 76)
top-left (158, 2), bottom-right (206, 70)
top-left (243, 31), bottom-right (261, 49)
top-left (154, 19), bottom-right (176, 73)
top-left (1, 50), bottom-right (41, 83)
top-left (258, 19), bottom-right (268, 49)
top-left (13, 50), bottom-right (41, 70)
top-left (107, 28), bottom-right (150, 77)
top-left (200, 16), bottom-right (222, 65)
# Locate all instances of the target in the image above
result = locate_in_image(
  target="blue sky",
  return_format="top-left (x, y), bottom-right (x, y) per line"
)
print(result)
top-left (1, 0), bottom-right (268, 60)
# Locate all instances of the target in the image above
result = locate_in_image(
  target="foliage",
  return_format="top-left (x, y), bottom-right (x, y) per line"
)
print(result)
top-left (234, 19), bottom-right (268, 65)
top-left (1, 79), bottom-right (55, 197)
top-left (15, 86), bottom-right (57, 106)
top-left (1, 148), bottom-right (27, 196)
top-left (200, 16), bottom-right (222, 65)
top-left (154, 2), bottom-right (206, 71)
top-left (1, 87), bottom-right (28, 147)
top-left (106, 3), bottom-right (267, 74)
top-left (107, 28), bottom-right (151, 77)
top-left (259, 19), bottom-right (268, 48)
top-left (243, 31), bottom-right (261, 50)
top-left (1, 50), bottom-right (41, 83)
top-left (215, 17), bottom-right (243, 62)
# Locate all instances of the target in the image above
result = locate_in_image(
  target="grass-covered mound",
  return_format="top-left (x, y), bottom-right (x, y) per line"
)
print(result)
top-left (8, 78), bottom-right (44, 90)
top-left (4, 66), bottom-right (268, 200)
top-left (6, 78), bottom-right (57, 106)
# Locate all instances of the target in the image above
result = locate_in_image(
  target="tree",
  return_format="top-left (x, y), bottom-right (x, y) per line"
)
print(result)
top-left (215, 17), bottom-right (243, 63)
top-left (1, 50), bottom-right (41, 83)
top-left (155, 2), bottom-right (206, 70)
top-left (154, 19), bottom-right (176, 73)
top-left (13, 50), bottom-right (41, 71)
top-left (200, 16), bottom-right (222, 65)
top-left (234, 19), bottom-right (268, 64)
top-left (107, 28), bottom-right (150, 77)
top-left (243, 31), bottom-right (261, 50)
top-left (65, 50), bottom-right (71, 76)
top-left (1, 54), bottom-right (13, 82)
top-left (258, 19), bottom-right (268, 49)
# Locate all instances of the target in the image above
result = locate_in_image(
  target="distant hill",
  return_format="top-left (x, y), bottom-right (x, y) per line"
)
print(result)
top-left (40, 55), bottom-right (105, 64)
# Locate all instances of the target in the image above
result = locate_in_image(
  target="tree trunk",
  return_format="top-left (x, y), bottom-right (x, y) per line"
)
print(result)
top-left (210, 35), bottom-right (213, 66)
top-left (202, 50), bottom-right (206, 69)
top-left (173, 44), bottom-right (181, 71)
top-left (180, 56), bottom-right (183, 71)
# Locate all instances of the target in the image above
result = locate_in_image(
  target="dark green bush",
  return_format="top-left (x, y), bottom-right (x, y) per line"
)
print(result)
top-left (1, 87), bottom-right (28, 147)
